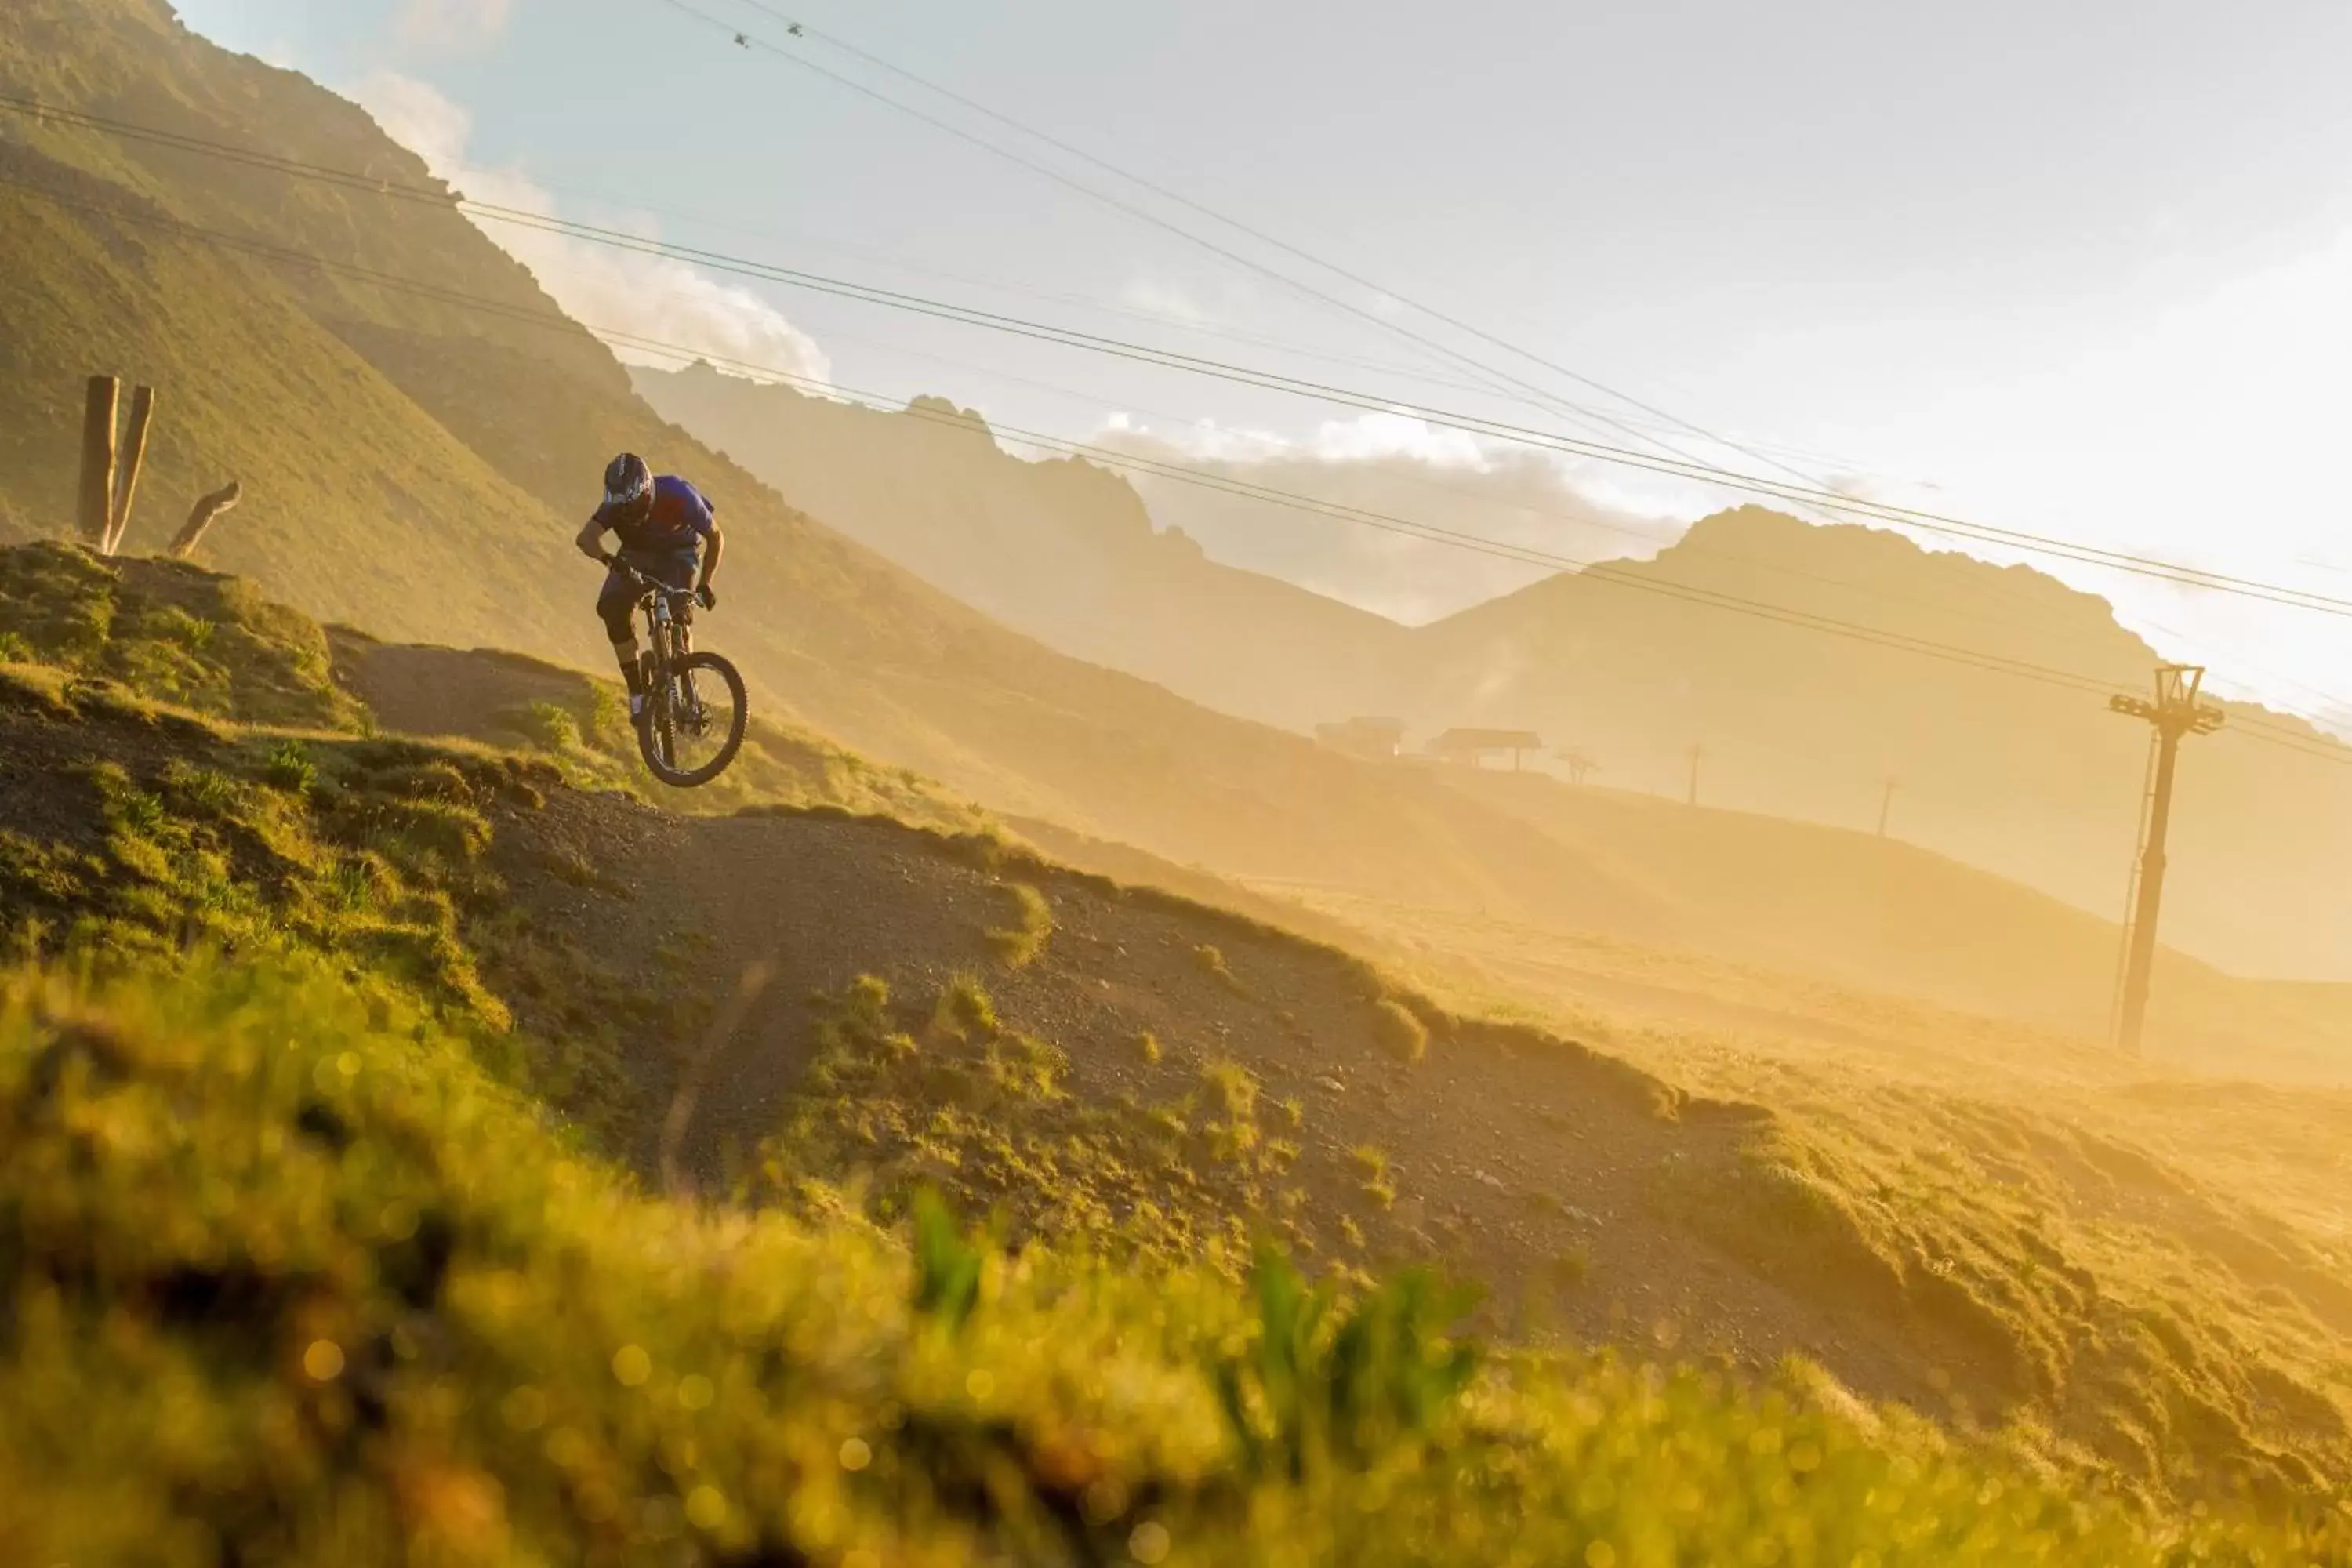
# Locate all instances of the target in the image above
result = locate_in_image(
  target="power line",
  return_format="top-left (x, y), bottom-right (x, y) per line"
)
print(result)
top-left (630, 12), bottom-right (2352, 665)
top-left (0, 81), bottom-right (2182, 657)
top-left (394, 192), bottom-right (2352, 619)
top-left (6, 97), bottom-right (2351, 749)
top-left (9, 163), bottom-right (2343, 769)
top-left (797, 299), bottom-right (2352, 705)
top-left (1, 85), bottom-right (1854, 466)
top-left (0, 93), bottom-right (2082, 637)
top-left (714, 0), bottom-right (1846, 496)
top-left (745, 6), bottom-right (2352, 757)
top-left (812, 319), bottom-right (2188, 658)
top-left (651, 0), bottom-right (1752, 474)
top-left (0, 80), bottom-right (2138, 659)
top-left (492, 143), bottom-right (1921, 477)
top-left (12, 87), bottom-right (2352, 632)
top-left (440, 206), bottom-right (2352, 622)
top-left (602, 335), bottom-right (2352, 765)
top-left (714, 0), bottom-right (2197, 619)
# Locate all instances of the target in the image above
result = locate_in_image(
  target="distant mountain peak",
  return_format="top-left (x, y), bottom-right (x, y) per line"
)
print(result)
top-left (1646, 506), bottom-right (2133, 627)
top-left (904, 394), bottom-right (993, 440)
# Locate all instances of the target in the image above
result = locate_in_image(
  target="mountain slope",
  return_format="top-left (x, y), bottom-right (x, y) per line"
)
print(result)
top-left (639, 336), bottom-right (2352, 983)
top-left (0, 0), bottom-right (1693, 957)
top-left (0, 136), bottom-right (579, 651)
top-left (1407, 508), bottom-right (2352, 978)
top-left (1374, 764), bottom-right (2352, 1081)
top-left (295, 549), bottom-right (2352, 1076)
top-left (631, 363), bottom-right (1406, 731)
top-left (21, 535), bottom-right (2332, 1084)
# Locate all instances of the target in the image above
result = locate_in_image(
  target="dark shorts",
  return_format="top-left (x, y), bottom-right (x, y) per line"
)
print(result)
top-left (597, 547), bottom-right (697, 641)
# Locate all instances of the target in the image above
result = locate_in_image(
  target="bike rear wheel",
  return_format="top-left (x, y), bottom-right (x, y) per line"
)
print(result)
top-left (637, 650), bottom-right (750, 787)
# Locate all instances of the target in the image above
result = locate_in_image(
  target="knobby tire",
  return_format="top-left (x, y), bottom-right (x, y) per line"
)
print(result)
top-left (636, 649), bottom-right (749, 788)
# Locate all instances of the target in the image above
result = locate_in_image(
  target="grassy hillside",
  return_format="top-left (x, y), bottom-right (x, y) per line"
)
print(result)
top-left (4, 561), bottom-right (2352, 1523)
top-left (21, 533), bottom-right (2328, 1088)
top-left (0, 593), bottom-right (2346, 1559)
top-left (0, 136), bottom-right (583, 653)
top-left (5, 8), bottom-right (2350, 1559)
top-left (1283, 881), bottom-right (2352, 1506)
top-left (325, 629), bottom-right (1000, 838)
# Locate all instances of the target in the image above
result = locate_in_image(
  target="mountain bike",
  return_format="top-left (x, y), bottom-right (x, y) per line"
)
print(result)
top-left (614, 564), bottom-right (749, 788)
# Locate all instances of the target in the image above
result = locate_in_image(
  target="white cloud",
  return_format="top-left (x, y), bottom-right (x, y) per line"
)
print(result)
top-left (350, 72), bottom-right (831, 385)
top-left (1095, 412), bottom-right (1680, 623)
top-left (1116, 411), bottom-right (1490, 470)
top-left (1305, 411), bottom-right (1486, 468)
top-left (394, 0), bottom-right (514, 55)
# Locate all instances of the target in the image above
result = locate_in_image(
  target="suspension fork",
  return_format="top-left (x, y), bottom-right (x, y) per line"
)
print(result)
top-left (644, 597), bottom-right (677, 670)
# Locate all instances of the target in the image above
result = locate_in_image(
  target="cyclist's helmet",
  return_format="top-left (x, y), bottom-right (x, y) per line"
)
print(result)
top-left (604, 452), bottom-right (654, 517)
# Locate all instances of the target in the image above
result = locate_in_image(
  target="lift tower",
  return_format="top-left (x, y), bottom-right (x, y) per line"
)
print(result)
top-left (2107, 665), bottom-right (2224, 1056)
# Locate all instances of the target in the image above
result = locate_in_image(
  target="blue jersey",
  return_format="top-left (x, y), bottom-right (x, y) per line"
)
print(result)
top-left (596, 474), bottom-right (716, 555)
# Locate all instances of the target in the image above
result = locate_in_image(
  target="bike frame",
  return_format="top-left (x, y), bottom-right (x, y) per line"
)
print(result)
top-left (638, 582), bottom-right (693, 671)
top-left (636, 582), bottom-right (709, 732)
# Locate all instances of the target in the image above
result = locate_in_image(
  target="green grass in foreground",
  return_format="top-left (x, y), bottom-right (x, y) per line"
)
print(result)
top-left (3, 956), bottom-right (2347, 1566)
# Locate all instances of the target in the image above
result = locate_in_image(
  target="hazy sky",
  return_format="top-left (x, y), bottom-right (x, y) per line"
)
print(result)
top-left (172, 0), bottom-right (2352, 724)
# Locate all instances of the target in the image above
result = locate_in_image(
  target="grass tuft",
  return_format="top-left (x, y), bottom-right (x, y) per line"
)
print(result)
top-left (264, 736), bottom-right (316, 794)
top-left (911, 1188), bottom-right (988, 1332)
top-left (1373, 996), bottom-right (1429, 1065)
top-left (985, 881), bottom-right (1054, 969)
top-left (934, 972), bottom-right (1001, 1040)
top-left (1193, 942), bottom-right (1251, 997)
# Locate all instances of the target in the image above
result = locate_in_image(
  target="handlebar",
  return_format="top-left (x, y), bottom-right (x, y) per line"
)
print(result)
top-left (608, 559), bottom-right (699, 603)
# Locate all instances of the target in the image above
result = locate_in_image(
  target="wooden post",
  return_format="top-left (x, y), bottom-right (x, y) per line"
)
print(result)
top-left (78, 376), bottom-right (120, 546)
top-left (169, 481), bottom-right (243, 559)
top-left (106, 385), bottom-right (157, 555)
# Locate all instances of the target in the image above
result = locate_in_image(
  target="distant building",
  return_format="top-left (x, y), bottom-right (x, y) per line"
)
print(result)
top-left (1315, 716), bottom-right (1407, 760)
top-left (1426, 728), bottom-right (1544, 771)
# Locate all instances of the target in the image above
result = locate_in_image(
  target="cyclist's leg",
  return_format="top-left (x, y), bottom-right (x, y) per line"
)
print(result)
top-left (595, 565), bottom-right (648, 706)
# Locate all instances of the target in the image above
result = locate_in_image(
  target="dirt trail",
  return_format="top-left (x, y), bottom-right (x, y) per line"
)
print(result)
top-left (329, 629), bottom-right (594, 743)
top-left (0, 673), bottom-right (2010, 1421)
top-left (490, 781), bottom-right (2008, 1413)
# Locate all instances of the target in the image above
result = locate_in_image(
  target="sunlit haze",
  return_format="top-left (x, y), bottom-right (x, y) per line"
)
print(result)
top-left (173, 0), bottom-right (2352, 725)
top-left (14, 4), bottom-right (2352, 1556)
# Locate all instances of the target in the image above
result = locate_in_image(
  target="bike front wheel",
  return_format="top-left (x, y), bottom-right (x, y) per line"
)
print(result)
top-left (638, 650), bottom-right (750, 788)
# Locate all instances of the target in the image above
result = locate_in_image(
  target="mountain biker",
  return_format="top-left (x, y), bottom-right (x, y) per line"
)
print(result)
top-left (576, 454), bottom-right (724, 719)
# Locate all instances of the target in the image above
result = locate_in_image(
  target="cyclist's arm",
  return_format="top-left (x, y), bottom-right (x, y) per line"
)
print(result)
top-left (671, 482), bottom-right (720, 587)
top-left (575, 513), bottom-right (615, 565)
top-left (698, 521), bottom-right (724, 589)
